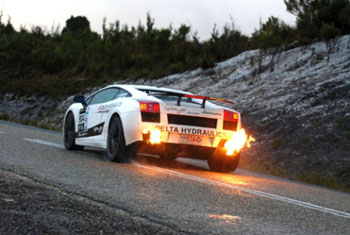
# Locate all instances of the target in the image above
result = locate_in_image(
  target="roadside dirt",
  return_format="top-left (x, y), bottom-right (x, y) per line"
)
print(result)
top-left (0, 169), bottom-right (181, 235)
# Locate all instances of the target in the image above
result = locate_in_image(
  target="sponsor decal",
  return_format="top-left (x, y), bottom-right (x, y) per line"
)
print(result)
top-left (77, 122), bottom-right (105, 138)
top-left (201, 110), bottom-right (221, 116)
top-left (187, 111), bottom-right (200, 115)
top-left (78, 123), bottom-right (84, 132)
top-left (78, 112), bottom-right (88, 132)
top-left (98, 102), bottom-right (121, 112)
top-left (155, 125), bottom-right (227, 138)
top-left (79, 114), bottom-right (85, 123)
top-left (88, 122), bottom-right (104, 136)
top-left (165, 106), bottom-right (221, 116)
top-left (164, 107), bottom-right (186, 114)
top-left (93, 125), bottom-right (103, 134)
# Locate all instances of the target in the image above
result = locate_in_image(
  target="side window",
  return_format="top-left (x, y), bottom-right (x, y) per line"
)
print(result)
top-left (90, 88), bottom-right (120, 105)
top-left (114, 89), bottom-right (131, 99)
top-left (85, 96), bottom-right (93, 105)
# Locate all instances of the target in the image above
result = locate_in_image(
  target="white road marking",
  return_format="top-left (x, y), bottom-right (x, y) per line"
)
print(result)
top-left (23, 138), bottom-right (350, 219)
top-left (133, 164), bottom-right (350, 219)
top-left (23, 138), bottom-right (65, 149)
top-left (0, 131), bottom-right (5, 134)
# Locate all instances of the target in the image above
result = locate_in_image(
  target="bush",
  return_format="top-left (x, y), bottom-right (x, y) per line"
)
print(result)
top-left (0, 13), bottom-right (252, 97)
top-left (320, 23), bottom-right (340, 41)
top-left (1, 2), bottom-right (349, 98)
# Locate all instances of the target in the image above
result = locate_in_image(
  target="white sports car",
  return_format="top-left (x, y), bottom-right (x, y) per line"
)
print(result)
top-left (63, 85), bottom-right (251, 172)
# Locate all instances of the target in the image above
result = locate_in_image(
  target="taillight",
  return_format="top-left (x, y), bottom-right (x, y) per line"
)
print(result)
top-left (139, 101), bottom-right (160, 122)
top-left (223, 110), bottom-right (238, 131)
top-left (224, 110), bottom-right (239, 121)
top-left (140, 101), bottom-right (160, 113)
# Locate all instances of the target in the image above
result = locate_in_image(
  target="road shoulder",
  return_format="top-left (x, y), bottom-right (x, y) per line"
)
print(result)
top-left (0, 169), bottom-right (181, 235)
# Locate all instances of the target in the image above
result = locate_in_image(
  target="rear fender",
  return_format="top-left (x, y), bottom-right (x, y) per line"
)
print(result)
top-left (104, 100), bottom-right (142, 146)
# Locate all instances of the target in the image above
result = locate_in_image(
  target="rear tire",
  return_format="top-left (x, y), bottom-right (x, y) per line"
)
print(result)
top-left (64, 112), bottom-right (84, 151)
top-left (208, 150), bottom-right (240, 173)
top-left (106, 115), bottom-right (136, 162)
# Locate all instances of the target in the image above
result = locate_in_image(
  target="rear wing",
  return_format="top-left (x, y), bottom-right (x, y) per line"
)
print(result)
top-left (138, 88), bottom-right (235, 108)
top-left (181, 94), bottom-right (235, 108)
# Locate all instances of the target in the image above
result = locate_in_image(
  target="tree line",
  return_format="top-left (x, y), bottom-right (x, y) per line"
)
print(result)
top-left (0, 0), bottom-right (349, 97)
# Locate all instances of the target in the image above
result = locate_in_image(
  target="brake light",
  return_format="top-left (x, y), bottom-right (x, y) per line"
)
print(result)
top-left (223, 110), bottom-right (238, 131)
top-left (224, 110), bottom-right (239, 122)
top-left (139, 101), bottom-right (160, 123)
top-left (139, 101), bottom-right (160, 113)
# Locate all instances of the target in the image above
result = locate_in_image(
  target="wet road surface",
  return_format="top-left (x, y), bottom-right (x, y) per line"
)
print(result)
top-left (0, 121), bottom-right (349, 234)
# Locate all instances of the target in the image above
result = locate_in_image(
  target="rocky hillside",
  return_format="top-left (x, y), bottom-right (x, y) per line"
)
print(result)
top-left (1, 35), bottom-right (349, 189)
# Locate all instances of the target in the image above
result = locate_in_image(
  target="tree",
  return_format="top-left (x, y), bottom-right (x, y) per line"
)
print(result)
top-left (339, 3), bottom-right (350, 33)
top-left (284, 0), bottom-right (323, 40)
top-left (284, 0), bottom-right (350, 41)
top-left (320, 23), bottom-right (340, 63)
top-left (62, 15), bottom-right (91, 37)
top-left (0, 10), bottom-right (15, 35)
top-left (252, 17), bottom-right (296, 72)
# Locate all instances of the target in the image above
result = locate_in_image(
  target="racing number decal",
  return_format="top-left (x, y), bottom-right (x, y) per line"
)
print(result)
top-left (78, 107), bottom-right (89, 134)
top-left (78, 114), bottom-right (84, 132)
top-left (77, 106), bottom-right (105, 138)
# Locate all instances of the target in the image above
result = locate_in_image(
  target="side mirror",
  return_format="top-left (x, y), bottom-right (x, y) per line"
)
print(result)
top-left (73, 95), bottom-right (87, 108)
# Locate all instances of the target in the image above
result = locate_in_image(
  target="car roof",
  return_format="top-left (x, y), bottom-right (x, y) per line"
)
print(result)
top-left (89, 84), bottom-right (237, 112)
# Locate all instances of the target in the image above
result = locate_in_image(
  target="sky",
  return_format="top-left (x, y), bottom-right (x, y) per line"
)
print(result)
top-left (0, 0), bottom-right (296, 40)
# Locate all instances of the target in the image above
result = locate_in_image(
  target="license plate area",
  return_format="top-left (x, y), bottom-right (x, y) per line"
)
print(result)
top-left (179, 135), bottom-right (203, 146)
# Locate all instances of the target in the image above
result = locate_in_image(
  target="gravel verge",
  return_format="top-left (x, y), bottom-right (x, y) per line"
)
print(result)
top-left (0, 169), bottom-right (183, 235)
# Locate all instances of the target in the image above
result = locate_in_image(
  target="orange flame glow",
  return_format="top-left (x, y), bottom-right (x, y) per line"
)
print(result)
top-left (149, 129), bottom-right (161, 144)
top-left (142, 129), bottom-right (161, 144)
top-left (224, 129), bottom-right (255, 155)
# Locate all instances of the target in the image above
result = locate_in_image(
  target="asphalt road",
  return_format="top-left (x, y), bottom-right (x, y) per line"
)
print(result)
top-left (0, 120), bottom-right (349, 234)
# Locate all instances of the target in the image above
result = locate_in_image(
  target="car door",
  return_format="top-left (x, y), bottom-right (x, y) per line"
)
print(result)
top-left (77, 88), bottom-right (120, 147)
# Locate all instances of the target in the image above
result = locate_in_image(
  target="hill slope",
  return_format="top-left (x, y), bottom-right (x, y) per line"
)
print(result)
top-left (1, 35), bottom-right (349, 189)
top-left (127, 35), bottom-right (350, 188)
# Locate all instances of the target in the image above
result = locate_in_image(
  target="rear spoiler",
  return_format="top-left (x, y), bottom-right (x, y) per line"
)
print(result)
top-left (180, 94), bottom-right (235, 108)
top-left (139, 89), bottom-right (235, 108)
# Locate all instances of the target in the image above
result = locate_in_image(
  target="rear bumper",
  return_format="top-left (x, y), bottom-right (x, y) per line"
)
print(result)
top-left (138, 123), bottom-right (242, 158)
top-left (140, 123), bottom-right (235, 148)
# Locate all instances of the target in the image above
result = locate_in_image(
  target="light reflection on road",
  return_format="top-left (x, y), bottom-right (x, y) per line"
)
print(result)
top-left (208, 214), bottom-right (242, 225)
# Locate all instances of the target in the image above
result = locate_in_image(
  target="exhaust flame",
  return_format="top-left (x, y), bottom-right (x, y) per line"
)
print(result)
top-left (149, 129), bottom-right (161, 144)
top-left (142, 129), bottom-right (161, 144)
top-left (224, 129), bottom-right (255, 155)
